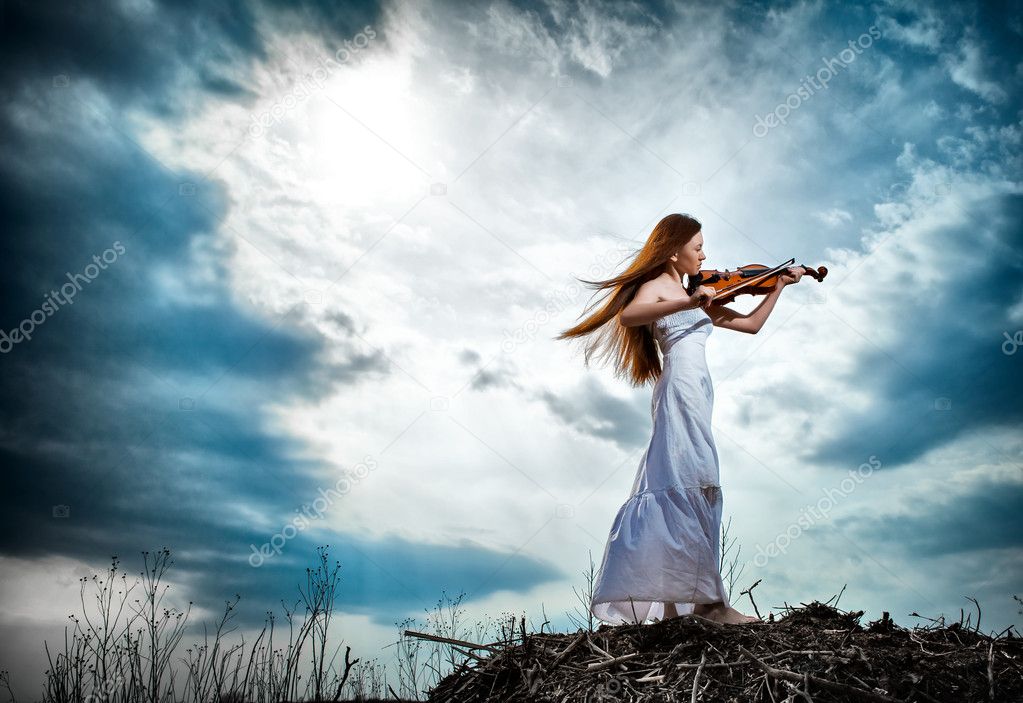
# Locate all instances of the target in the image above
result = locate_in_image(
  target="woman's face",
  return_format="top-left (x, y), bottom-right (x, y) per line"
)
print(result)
top-left (674, 231), bottom-right (706, 276)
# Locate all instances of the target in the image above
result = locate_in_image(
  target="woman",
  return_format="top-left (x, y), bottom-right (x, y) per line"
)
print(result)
top-left (557, 213), bottom-right (803, 625)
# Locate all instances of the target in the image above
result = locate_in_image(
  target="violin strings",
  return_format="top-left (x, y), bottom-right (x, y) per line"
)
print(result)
top-left (712, 262), bottom-right (788, 297)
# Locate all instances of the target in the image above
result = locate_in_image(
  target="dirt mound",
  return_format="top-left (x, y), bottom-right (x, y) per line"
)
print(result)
top-left (422, 601), bottom-right (1022, 702)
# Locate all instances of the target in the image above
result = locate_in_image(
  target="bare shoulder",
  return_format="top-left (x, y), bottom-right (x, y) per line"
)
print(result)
top-left (642, 273), bottom-right (678, 302)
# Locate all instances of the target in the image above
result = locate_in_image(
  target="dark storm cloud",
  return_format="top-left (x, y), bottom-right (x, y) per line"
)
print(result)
top-left (0, 0), bottom-right (382, 117)
top-left (185, 533), bottom-right (564, 629)
top-left (0, 0), bottom-right (557, 628)
top-left (536, 377), bottom-right (650, 451)
top-left (804, 192), bottom-right (1023, 471)
top-left (833, 475), bottom-right (1023, 556)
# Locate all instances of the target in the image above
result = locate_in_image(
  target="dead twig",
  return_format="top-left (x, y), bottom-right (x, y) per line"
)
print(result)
top-left (586, 652), bottom-right (639, 671)
top-left (738, 645), bottom-right (903, 703)
top-left (691, 648), bottom-right (707, 703)
top-left (403, 629), bottom-right (500, 652)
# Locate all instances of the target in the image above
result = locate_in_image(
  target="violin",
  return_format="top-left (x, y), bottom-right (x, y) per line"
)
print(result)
top-left (685, 257), bottom-right (828, 306)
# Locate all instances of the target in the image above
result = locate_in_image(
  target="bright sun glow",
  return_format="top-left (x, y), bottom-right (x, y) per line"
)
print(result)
top-left (301, 54), bottom-right (430, 209)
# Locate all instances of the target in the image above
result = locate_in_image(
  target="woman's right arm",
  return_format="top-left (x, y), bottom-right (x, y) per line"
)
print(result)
top-left (618, 281), bottom-right (703, 327)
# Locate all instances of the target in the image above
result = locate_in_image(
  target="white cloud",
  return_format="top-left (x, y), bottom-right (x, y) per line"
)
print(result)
top-left (943, 32), bottom-right (1009, 104)
top-left (922, 98), bottom-right (945, 118)
top-left (814, 207), bottom-right (853, 227)
top-left (876, 2), bottom-right (945, 52)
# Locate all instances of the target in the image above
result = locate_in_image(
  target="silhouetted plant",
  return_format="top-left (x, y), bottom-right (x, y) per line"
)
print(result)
top-left (566, 549), bottom-right (597, 632)
top-left (36, 545), bottom-right (369, 703)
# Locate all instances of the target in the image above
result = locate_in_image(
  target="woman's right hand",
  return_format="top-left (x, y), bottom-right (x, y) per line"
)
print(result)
top-left (692, 285), bottom-right (716, 309)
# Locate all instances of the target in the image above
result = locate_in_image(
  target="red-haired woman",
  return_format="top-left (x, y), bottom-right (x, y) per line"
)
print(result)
top-left (557, 213), bottom-right (803, 625)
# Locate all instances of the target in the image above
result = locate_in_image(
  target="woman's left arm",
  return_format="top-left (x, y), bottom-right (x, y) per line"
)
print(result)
top-left (706, 267), bottom-right (802, 334)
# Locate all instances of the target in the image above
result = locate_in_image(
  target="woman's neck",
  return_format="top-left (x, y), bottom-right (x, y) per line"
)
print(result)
top-left (664, 266), bottom-right (685, 289)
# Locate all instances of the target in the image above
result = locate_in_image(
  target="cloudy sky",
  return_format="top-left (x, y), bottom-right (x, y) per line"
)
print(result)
top-left (1, 0), bottom-right (1021, 696)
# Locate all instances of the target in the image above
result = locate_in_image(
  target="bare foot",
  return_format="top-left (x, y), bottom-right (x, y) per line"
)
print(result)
top-left (696, 604), bottom-right (762, 624)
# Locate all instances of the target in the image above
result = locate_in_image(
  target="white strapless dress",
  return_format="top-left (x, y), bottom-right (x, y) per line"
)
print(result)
top-left (590, 305), bottom-right (730, 624)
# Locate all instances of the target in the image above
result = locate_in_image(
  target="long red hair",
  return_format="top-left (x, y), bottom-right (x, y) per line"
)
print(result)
top-left (556, 213), bottom-right (703, 387)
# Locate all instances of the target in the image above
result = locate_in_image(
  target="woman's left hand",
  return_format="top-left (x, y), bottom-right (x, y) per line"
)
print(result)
top-left (778, 266), bottom-right (804, 287)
